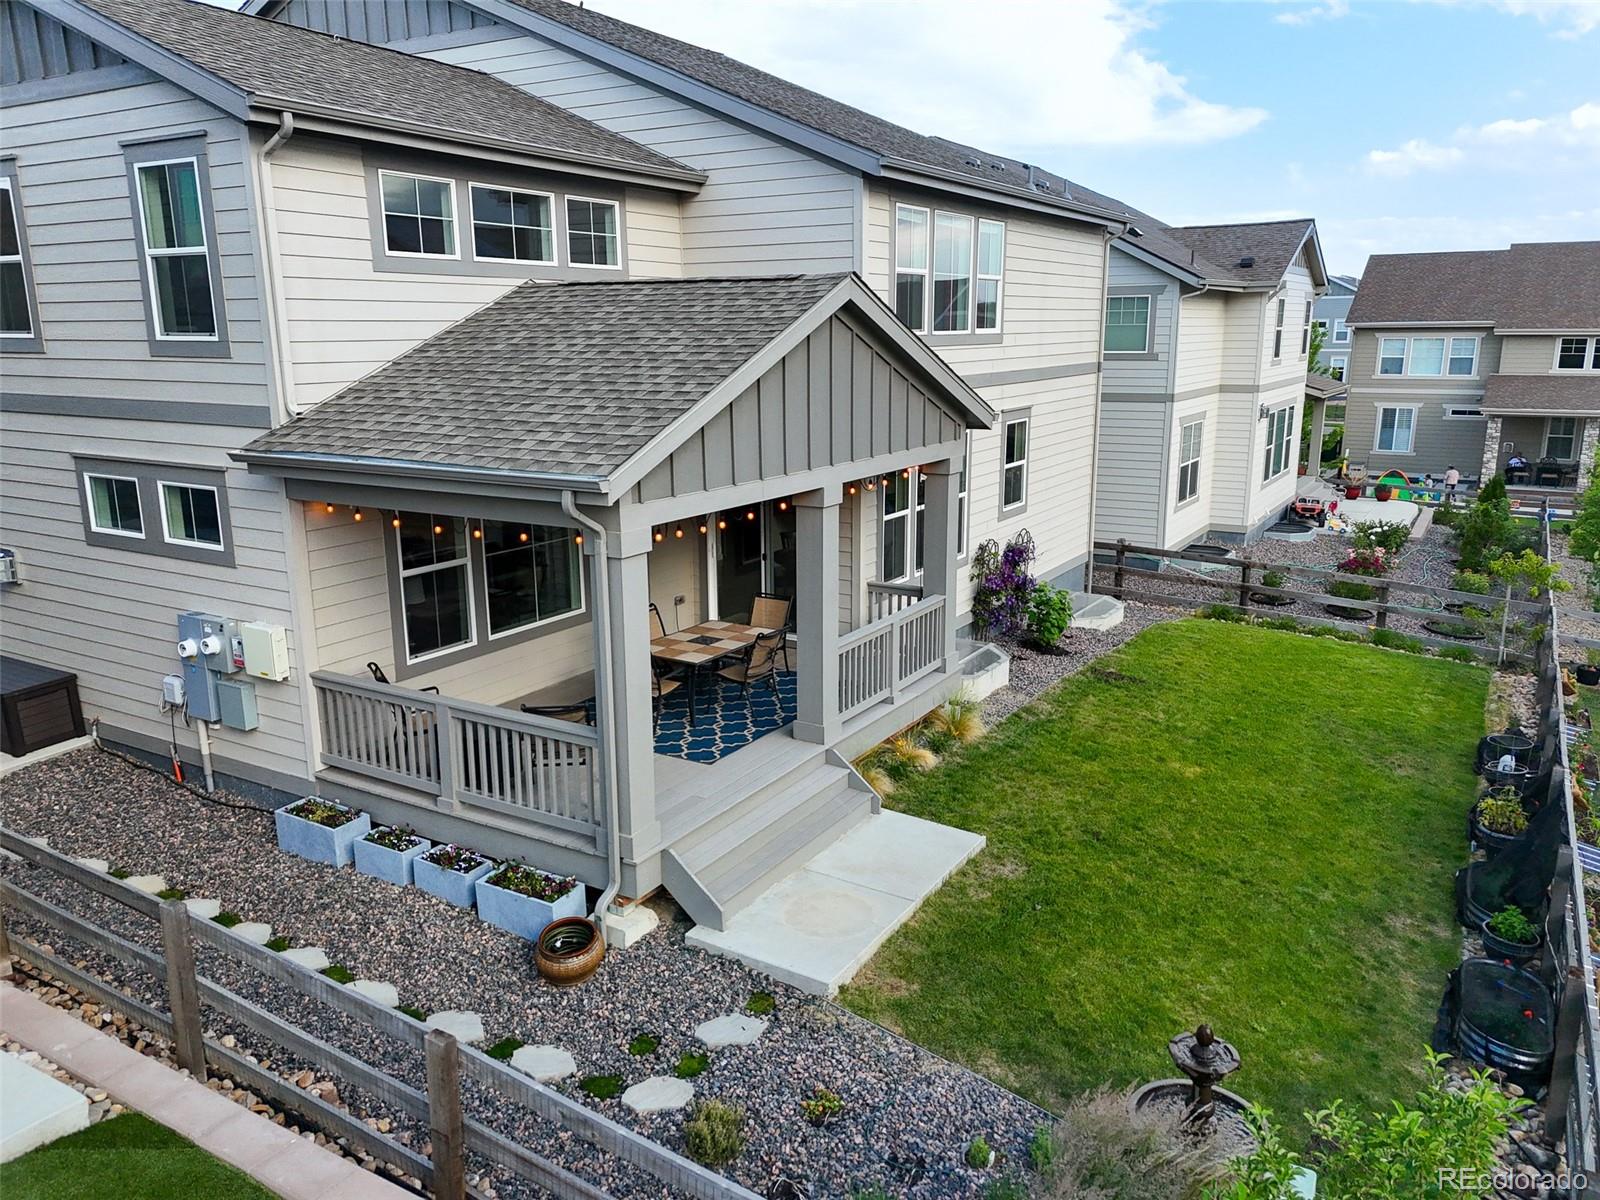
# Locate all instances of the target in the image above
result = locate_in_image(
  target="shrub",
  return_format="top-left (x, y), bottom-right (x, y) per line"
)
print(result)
top-left (1327, 580), bottom-right (1375, 602)
top-left (883, 734), bottom-right (937, 779)
top-left (929, 692), bottom-right (985, 745)
top-left (1487, 905), bottom-right (1539, 943)
top-left (1476, 789), bottom-right (1526, 835)
top-left (1199, 604), bottom-right (1246, 622)
top-left (1027, 1125), bottom-right (1053, 1173)
top-left (971, 531), bottom-right (1038, 638)
top-left (1571, 472), bottom-right (1600, 560)
top-left (1488, 548), bottom-right (1570, 599)
top-left (1455, 484), bottom-right (1514, 572)
top-left (1040, 1087), bottom-right (1225, 1200)
top-left (1025, 581), bottom-right (1073, 648)
top-left (683, 1100), bottom-right (745, 1167)
top-left (1450, 570), bottom-right (1491, 595)
top-left (966, 1135), bottom-right (994, 1169)
top-left (1260, 569), bottom-right (1287, 590)
top-left (858, 764), bottom-right (895, 797)
top-left (1371, 629), bottom-right (1425, 654)
top-left (800, 1086), bottom-right (843, 1126)
top-left (1259, 616), bottom-right (1300, 632)
top-left (1337, 547), bottom-right (1388, 577)
top-left (1352, 519), bottom-right (1410, 555)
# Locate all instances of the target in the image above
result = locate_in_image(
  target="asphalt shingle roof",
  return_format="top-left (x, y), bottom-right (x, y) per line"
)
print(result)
top-left (80, 0), bottom-right (696, 179)
top-left (1162, 220), bottom-right (1318, 285)
top-left (1482, 373), bottom-right (1600, 415)
top-left (1305, 373), bottom-right (1349, 400)
top-left (1347, 242), bottom-right (1600, 330)
top-left (243, 275), bottom-right (851, 478)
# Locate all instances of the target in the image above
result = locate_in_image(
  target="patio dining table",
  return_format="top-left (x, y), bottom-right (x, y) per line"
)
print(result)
top-left (650, 620), bottom-right (775, 727)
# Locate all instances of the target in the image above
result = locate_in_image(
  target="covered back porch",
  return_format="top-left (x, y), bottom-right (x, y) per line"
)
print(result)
top-left (1478, 374), bottom-right (1600, 505)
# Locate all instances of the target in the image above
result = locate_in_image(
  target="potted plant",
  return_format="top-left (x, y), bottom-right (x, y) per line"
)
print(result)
top-left (414, 843), bottom-right (495, 908)
top-left (1470, 788), bottom-right (1528, 856)
top-left (1344, 483), bottom-right (1363, 500)
top-left (475, 861), bottom-right (585, 939)
top-left (274, 797), bottom-right (371, 867)
top-left (1481, 905), bottom-right (1541, 964)
top-left (1578, 648), bottom-right (1600, 687)
top-left (353, 825), bottom-right (431, 886)
top-left (1374, 482), bottom-right (1394, 502)
top-left (535, 916), bottom-right (605, 986)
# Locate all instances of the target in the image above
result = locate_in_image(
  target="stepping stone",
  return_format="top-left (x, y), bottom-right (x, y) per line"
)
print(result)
top-left (125, 874), bottom-right (167, 895)
top-left (620, 1076), bottom-right (694, 1114)
top-left (509, 1045), bottom-right (576, 1083)
top-left (694, 1014), bottom-right (766, 1048)
top-left (425, 1011), bottom-right (485, 1043)
top-left (228, 922), bottom-right (273, 945)
top-left (280, 947), bottom-right (330, 971)
top-left (184, 898), bottom-right (222, 920)
top-left (73, 857), bottom-right (110, 873)
top-left (349, 980), bottom-right (399, 1007)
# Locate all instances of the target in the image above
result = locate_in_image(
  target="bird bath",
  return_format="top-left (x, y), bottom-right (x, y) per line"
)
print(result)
top-left (1129, 1024), bottom-right (1256, 1155)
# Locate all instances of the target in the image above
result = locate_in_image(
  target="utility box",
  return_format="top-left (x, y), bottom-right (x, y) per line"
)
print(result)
top-left (201, 616), bottom-right (241, 675)
top-left (216, 678), bottom-right (260, 732)
top-left (176, 612), bottom-right (220, 722)
top-left (240, 621), bottom-right (290, 681)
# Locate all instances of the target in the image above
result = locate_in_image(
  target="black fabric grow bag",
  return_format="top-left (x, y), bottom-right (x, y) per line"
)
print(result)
top-left (1435, 960), bottom-right (1555, 1092)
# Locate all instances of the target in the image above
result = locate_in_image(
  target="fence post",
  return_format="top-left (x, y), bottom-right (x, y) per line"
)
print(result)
top-left (433, 696), bottom-right (460, 813)
top-left (425, 1029), bottom-right (466, 1200)
top-left (1374, 581), bottom-right (1390, 631)
top-left (0, 908), bottom-right (14, 982)
top-left (1113, 541), bottom-right (1127, 599)
top-left (158, 899), bottom-right (207, 1077)
top-left (1237, 562), bottom-right (1253, 614)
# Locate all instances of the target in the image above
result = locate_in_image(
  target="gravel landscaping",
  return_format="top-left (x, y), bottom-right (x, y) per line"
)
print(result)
top-left (1, 749), bottom-right (1046, 1200)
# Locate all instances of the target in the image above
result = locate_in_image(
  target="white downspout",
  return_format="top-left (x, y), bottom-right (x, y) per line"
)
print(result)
top-left (1085, 226), bottom-right (1116, 591)
top-left (562, 492), bottom-right (624, 932)
top-left (257, 111), bottom-right (300, 418)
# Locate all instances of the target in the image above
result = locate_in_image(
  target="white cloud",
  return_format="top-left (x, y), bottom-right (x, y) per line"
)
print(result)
top-left (1272, 0), bottom-right (1351, 25)
top-left (1366, 139), bottom-right (1466, 174)
top-left (1365, 102), bottom-right (1600, 173)
top-left (589, 0), bottom-right (1267, 148)
top-left (1318, 208), bottom-right (1600, 275)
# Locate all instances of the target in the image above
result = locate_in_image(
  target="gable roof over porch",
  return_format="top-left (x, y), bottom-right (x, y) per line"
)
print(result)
top-left (236, 273), bottom-right (994, 497)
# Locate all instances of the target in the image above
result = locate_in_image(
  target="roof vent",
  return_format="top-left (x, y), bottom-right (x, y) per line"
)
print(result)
top-left (1238, 255), bottom-right (1255, 268)
top-left (964, 156), bottom-right (982, 168)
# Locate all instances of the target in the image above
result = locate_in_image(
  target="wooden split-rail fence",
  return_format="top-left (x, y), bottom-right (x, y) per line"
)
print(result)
top-left (0, 828), bottom-right (759, 1200)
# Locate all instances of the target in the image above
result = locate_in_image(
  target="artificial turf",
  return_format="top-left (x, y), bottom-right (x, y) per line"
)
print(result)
top-left (841, 618), bottom-right (1485, 1138)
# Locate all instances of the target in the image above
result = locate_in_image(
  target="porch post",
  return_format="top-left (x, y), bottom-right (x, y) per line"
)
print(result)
top-left (1576, 419), bottom-right (1599, 491)
top-left (920, 457), bottom-right (962, 672)
top-left (1306, 398), bottom-right (1327, 475)
top-left (600, 529), bottom-right (660, 860)
top-left (1481, 415), bottom-right (1503, 485)
top-left (793, 484), bottom-right (842, 745)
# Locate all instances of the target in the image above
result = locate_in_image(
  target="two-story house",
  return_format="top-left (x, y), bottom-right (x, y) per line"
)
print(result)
top-left (1314, 273), bottom-right (1359, 380)
top-left (1344, 241), bottom-right (1600, 497)
top-left (1088, 213), bottom-right (1329, 550)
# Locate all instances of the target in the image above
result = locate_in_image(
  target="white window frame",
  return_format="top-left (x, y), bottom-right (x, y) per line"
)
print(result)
top-left (1447, 336), bottom-right (1480, 378)
top-left (0, 176), bottom-right (34, 340)
top-left (1545, 416), bottom-right (1579, 461)
top-left (134, 156), bottom-right (219, 342)
top-left (1408, 336), bottom-right (1447, 377)
top-left (879, 471), bottom-right (914, 584)
top-left (565, 195), bottom-right (621, 270)
top-left (1443, 405), bottom-right (1484, 420)
top-left (1332, 317), bottom-right (1349, 344)
top-left (1377, 337), bottom-right (1408, 376)
top-left (377, 169), bottom-right (459, 261)
top-left (1327, 354), bottom-right (1348, 380)
top-left (1373, 405), bottom-right (1418, 454)
top-left (931, 211), bottom-right (975, 335)
top-left (82, 473), bottom-right (145, 539)
top-left (479, 521), bottom-right (586, 640)
top-left (467, 182), bottom-right (555, 266)
top-left (1262, 406), bottom-right (1294, 482)
top-left (894, 202), bottom-right (930, 334)
top-left (397, 516), bottom-right (477, 664)
top-left (1272, 298), bottom-right (1286, 361)
top-left (956, 433), bottom-right (971, 557)
top-left (975, 218), bottom-right (1005, 333)
top-left (1300, 300), bottom-right (1312, 357)
top-left (1001, 414), bottom-right (1029, 512)
top-left (1104, 294), bottom-right (1152, 355)
top-left (1554, 336), bottom-right (1600, 372)
top-left (1176, 418), bottom-right (1204, 506)
top-left (157, 480), bottom-right (226, 551)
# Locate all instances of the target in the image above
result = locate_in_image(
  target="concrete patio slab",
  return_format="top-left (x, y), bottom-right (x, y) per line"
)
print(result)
top-left (686, 811), bottom-right (984, 995)
top-left (0, 1049), bottom-right (89, 1162)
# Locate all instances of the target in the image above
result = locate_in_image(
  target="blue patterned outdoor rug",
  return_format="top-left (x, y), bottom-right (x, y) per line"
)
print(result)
top-left (653, 671), bottom-right (797, 763)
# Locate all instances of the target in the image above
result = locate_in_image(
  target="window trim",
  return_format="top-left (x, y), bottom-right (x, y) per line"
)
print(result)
top-left (396, 516), bottom-right (476, 666)
top-left (1175, 417), bottom-right (1204, 508)
top-left (467, 181), bottom-right (556, 266)
top-left (1104, 291), bottom-right (1155, 357)
top-left (1377, 336), bottom-right (1409, 377)
top-left (975, 218), bottom-right (1005, 333)
top-left (999, 410), bottom-right (1030, 517)
top-left (0, 161), bottom-right (43, 353)
top-left (1443, 405), bottom-right (1485, 420)
top-left (378, 168), bottom-right (460, 260)
top-left (893, 202), bottom-right (930, 334)
top-left (157, 479), bottom-right (226, 551)
top-left (82, 473), bottom-right (145, 540)
top-left (565, 194), bottom-right (622, 271)
top-left (1332, 317), bottom-right (1349, 344)
top-left (1447, 335), bottom-right (1480, 378)
top-left (1407, 335), bottom-right (1448, 377)
top-left (1553, 336), bottom-right (1600, 372)
top-left (879, 471), bottom-right (914, 584)
top-left (1373, 404), bottom-right (1418, 455)
top-left (122, 136), bottom-right (229, 358)
top-left (73, 456), bottom-right (235, 565)
top-left (1299, 300), bottom-right (1312, 358)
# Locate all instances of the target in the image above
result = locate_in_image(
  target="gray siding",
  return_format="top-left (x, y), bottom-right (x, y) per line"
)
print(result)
top-left (1101, 249), bottom-right (1175, 395)
top-left (1344, 328), bottom-right (1500, 477)
top-left (1, 3), bottom-right (125, 86)
top-left (1313, 292), bottom-right (1353, 374)
top-left (1092, 399), bottom-right (1168, 545)
top-left (1499, 335), bottom-right (1563, 375)
top-left (271, 0), bottom-right (494, 44)
top-left (634, 314), bottom-right (966, 502)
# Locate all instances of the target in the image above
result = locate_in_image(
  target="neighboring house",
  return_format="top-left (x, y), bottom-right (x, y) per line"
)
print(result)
top-left (1089, 216), bottom-right (1329, 550)
top-left (1344, 242), bottom-right (1600, 494)
top-left (1313, 273), bottom-right (1358, 381)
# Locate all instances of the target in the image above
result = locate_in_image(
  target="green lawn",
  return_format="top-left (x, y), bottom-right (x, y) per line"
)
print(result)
top-left (842, 619), bottom-right (1484, 1137)
top-left (0, 1112), bottom-right (279, 1200)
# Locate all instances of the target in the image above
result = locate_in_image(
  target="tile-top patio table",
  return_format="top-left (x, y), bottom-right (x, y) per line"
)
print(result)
top-left (650, 620), bottom-right (775, 727)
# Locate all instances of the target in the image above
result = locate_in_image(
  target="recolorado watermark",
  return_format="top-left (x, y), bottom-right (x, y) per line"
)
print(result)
top-left (1438, 1166), bottom-right (1590, 1190)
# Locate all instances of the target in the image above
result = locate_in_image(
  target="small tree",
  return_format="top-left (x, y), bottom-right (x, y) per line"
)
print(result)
top-left (1486, 546), bottom-right (1569, 663)
top-left (1453, 476), bottom-right (1514, 571)
top-left (1569, 472), bottom-right (1600, 561)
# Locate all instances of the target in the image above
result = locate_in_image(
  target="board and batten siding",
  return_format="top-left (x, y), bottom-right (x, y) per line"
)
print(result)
top-left (267, 134), bottom-right (684, 410)
top-left (268, 0), bottom-right (495, 44)
top-left (1343, 328), bottom-right (1499, 477)
top-left (423, 29), bottom-right (859, 275)
top-left (2, 3), bottom-right (125, 84)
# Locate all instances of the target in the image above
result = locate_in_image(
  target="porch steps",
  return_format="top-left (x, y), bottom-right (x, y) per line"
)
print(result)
top-left (662, 760), bottom-right (873, 931)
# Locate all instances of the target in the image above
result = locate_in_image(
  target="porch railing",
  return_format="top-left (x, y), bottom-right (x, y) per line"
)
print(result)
top-left (866, 580), bottom-right (923, 623)
top-left (836, 593), bottom-right (947, 722)
top-left (310, 672), bottom-right (602, 847)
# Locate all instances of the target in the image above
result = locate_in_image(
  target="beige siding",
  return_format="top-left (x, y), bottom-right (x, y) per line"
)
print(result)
top-left (1498, 335), bottom-right (1562, 375)
top-left (1174, 292), bottom-right (1227, 393)
top-left (1343, 328), bottom-right (1500, 476)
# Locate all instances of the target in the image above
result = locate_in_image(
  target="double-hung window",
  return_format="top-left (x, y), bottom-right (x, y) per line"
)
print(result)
top-left (482, 520), bottom-right (582, 635)
top-left (1176, 420), bottom-right (1203, 504)
top-left (1375, 406), bottom-right (1415, 453)
top-left (84, 474), bottom-right (143, 538)
top-left (956, 435), bottom-right (970, 556)
top-left (470, 184), bottom-right (553, 264)
top-left (1408, 337), bottom-right (1446, 376)
top-left (931, 212), bottom-right (973, 333)
top-left (1002, 414), bottom-right (1029, 511)
top-left (397, 514), bottom-right (473, 662)
top-left (1262, 407), bottom-right (1293, 481)
top-left (1271, 298), bottom-right (1286, 360)
top-left (160, 482), bottom-right (224, 550)
top-left (1378, 337), bottom-right (1407, 375)
top-left (1104, 295), bottom-right (1151, 353)
top-left (566, 197), bottom-right (619, 267)
top-left (1556, 337), bottom-right (1600, 371)
top-left (0, 171), bottom-right (38, 344)
top-left (134, 158), bottom-right (218, 339)
top-left (894, 204), bottom-right (929, 332)
top-left (380, 171), bottom-right (456, 257)
top-left (1300, 300), bottom-right (1312, 357)
top-left (881, 471), bottom-right (913, 582)
top-left (1447, 337), bottom-right (1479, 376)
top-left (1328, 354), bottom-right (1348, 380)
top-left (975, 220), bottom-right (1004, 332)
top-left (1332, 317), bottom-right (1349, 343)
top-left (1546, 417), bottom-right (1578, 461)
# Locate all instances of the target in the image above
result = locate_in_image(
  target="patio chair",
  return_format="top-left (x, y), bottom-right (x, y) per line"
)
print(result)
top-left (750, 592), bottom-right (794, 670)
top-left (717, 629), bottom-right (785, 698)
top-left (652, 663), bottom-right (682, 733)
top-left (519, 701), bottom-right (593, 725)
top-left (1535, 458), bottom-right (1563, 487)
top-left (649, 602), bottom-right (670, 639)
top-left (366, 662), bottom-right (438, 694)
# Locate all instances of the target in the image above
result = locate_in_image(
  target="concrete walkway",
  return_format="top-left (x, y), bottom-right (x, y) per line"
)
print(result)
top-left (0, 983), bottom-right (410, 1199)
top-left (686, 810), bottom-right (983, 995)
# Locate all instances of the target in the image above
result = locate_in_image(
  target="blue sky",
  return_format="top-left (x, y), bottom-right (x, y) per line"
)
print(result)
top-left (585, 0), bottom-right (1599, 277)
